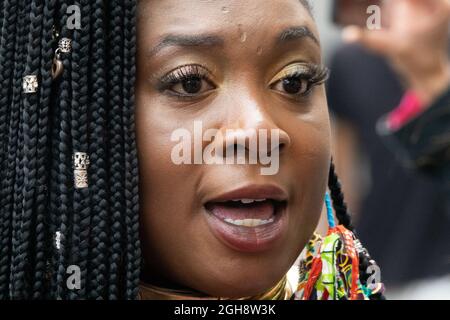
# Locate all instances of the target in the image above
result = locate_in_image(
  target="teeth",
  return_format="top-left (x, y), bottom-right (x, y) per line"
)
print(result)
top-left (224, 217), bottom-right (274, 227)
top-left (230, 199), bottom-right (267, 204)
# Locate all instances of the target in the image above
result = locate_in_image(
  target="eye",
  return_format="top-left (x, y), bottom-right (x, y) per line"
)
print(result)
top-left (170, 75), bottom-right (213, 95)
top-left (158, 64), bottom-right (216, 97)
top-left (272, 76), bottom-right (310, 95)
top-left (269, 63), bottom-right (329, 98)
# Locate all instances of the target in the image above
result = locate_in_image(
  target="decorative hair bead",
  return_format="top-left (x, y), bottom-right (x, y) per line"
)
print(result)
top-left (52, 37), bottom-right (72, 79)
top-left (58, 37), bottom-right (72, 54)
top-left (22, 75), bottom-right (39, 93)
top-left (55, 231), bottom-right (61, 250)
top-left (72, 152), bottom-right (90, 189)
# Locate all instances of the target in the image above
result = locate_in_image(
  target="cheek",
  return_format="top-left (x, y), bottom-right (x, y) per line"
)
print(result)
top-left (135, 93), bottom-right (202, 268)
top-left (288, 106), bottom-right (331, 186)
top-left (135, 95), bottom-right (188, 211)
top-left (288, 94), bottom-right (331, 183)
top-left (283, 99), bottom-right (331, 246)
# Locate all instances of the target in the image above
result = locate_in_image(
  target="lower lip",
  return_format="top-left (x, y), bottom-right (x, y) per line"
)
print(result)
top-left (203, 204), bottom-right (288, 253)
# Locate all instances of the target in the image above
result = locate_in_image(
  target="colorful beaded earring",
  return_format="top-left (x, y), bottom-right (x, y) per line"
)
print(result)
top-left (293, 192), bottom-right (385, 300)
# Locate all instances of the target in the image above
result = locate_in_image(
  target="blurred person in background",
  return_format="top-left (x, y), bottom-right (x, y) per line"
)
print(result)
top-left (328, 0), bottom-right (450, 299)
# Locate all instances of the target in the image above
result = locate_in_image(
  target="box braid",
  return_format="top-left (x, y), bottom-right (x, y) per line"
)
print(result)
top-left (0, 0), bottom-right (140, 299)
top-left (53, 2), bottom-right (74, 300)
top-left (328, 160), bottom-right (385, 300)
top-left (0, 0), bottom-right (21, 298)
top-left (68, 0), bottom-right (90, 300)
top-left (106, 0), bottom-right (125, 299)
top-left (31, 0), bottom-right (56, 299)
top-left (86, 0), bottom-right (109, 300)
top-left (123, 0), bottom-right (141, 300)
top-left (328, 161), bottom-right (354, 232)
top-left (9, 0), bottom-right (31, 299)
top-left (15, 0), bottom-right (45, 299)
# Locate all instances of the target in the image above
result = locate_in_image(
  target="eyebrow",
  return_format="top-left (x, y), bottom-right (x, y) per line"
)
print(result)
top-left (148, 25), bottom-right (319, 57)
top-left (277, 26), bottom-right (319, 46)
top-left (148, 34), bottom-right (224, 56)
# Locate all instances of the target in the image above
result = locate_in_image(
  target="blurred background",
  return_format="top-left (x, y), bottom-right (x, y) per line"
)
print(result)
top-left (312, 0), bottom-right (450, 300)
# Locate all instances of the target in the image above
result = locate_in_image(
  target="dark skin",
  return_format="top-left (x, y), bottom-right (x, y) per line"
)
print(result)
top-left (135, 0), bottom-right (331, 297)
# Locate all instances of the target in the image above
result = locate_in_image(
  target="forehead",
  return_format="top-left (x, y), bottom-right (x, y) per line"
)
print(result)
top-left (137, 0), bottom-right (318, 43)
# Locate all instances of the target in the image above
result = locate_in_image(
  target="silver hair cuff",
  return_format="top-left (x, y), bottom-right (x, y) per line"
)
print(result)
top-left (73, 152), bottom-right (90, 189)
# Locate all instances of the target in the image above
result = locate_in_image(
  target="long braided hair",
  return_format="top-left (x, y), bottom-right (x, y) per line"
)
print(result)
top-left (0, 0), bottom-right (140, 299)
top-left (0, 0), bottom-right (381, 300)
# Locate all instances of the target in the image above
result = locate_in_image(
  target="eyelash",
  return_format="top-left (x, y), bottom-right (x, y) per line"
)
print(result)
top-left (156, 63), bottom-right (329, 99)
top-left (157, 64), bottom-right (214, 96)
top-left (270, 64), bottom-right (330, 99)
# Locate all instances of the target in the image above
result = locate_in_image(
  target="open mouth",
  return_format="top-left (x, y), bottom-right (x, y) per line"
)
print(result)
top-left (204, 198), bottom-right (286, 227)
top-left (202, 185), bottom-right (289, 253)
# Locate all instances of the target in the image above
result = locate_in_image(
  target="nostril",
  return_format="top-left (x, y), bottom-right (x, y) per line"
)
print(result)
top-left (271, 142), bottom-right (286, 156)
top-left (278, 131), bottom-right (291, 151)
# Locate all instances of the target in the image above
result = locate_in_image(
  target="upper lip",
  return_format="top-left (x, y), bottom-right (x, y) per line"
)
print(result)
top-left (204, 184), bottom-right (288, 204)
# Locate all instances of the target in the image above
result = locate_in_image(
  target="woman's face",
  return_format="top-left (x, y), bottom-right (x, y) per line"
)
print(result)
top-left (136, 0), bottom-right (331, 297)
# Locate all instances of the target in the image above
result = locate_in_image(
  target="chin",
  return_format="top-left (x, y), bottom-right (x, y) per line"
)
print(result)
top-left (209, 277), bottom-right (282, 298)
top-left (187, 261), bottom-right (290, 298)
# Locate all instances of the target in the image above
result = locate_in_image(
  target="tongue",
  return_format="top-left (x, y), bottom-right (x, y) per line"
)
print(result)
top-left (206, 201), bottom-right (275, 221)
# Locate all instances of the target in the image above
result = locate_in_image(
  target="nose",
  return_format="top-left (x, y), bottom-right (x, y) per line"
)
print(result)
top-left (215, 94), bottom-right (291, 161)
